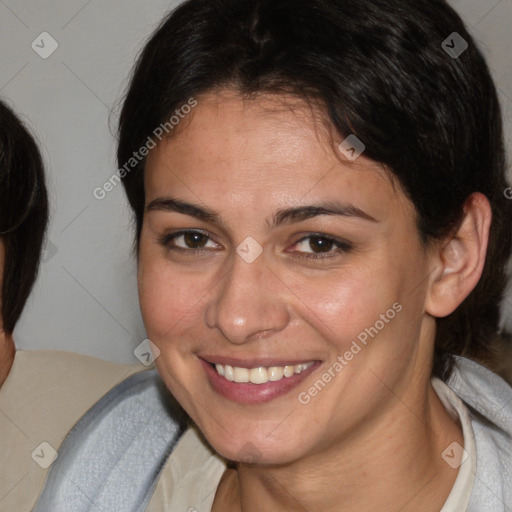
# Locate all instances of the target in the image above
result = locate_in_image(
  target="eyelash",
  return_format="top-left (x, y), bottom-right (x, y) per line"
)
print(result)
top-left (158, 230), bottom-right (352, 261)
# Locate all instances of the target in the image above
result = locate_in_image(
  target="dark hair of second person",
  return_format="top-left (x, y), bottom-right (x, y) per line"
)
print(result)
top-left (0, 100), bottom-right (49, 335)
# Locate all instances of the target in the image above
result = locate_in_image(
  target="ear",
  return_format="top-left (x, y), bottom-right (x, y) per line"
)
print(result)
top-left (425, 192), bottom-right (492, 318)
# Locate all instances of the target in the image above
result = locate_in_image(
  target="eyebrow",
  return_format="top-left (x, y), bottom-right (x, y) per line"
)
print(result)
top-left (146, 196), bottom-right (377, 230)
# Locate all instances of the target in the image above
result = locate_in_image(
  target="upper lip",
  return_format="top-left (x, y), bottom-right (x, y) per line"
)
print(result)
top-left (200, 355), bottom-right (320, 368)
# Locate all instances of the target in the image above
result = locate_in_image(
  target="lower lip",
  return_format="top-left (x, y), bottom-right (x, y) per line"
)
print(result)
top-left (200, 359), bottom-right (320, 404)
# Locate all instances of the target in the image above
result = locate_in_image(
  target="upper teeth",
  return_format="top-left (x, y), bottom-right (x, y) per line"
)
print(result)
top-left (214, 362), bottom-right (314, 384)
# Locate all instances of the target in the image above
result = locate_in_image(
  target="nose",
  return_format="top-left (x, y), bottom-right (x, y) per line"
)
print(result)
top-left (205, 249), bottom-right (290, 345)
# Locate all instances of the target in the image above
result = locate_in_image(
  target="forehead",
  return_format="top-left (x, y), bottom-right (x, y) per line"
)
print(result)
top-left (144, 91), bottom-right (410, 222)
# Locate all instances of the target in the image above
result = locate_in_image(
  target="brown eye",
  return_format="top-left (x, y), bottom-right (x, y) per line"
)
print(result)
top-left (182, 232), bottom-right (208, 249)
top-left (160, 230), bottom-right (217, 252)
top-left (291, 234), bottom-right (352, 261)
top-left (307, 236), bottom-right (335, 253)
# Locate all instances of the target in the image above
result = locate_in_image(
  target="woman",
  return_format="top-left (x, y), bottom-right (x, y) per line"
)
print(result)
top-left (0, 99), bottom-right (144, 512)
top-left (35, 0), bottom-right (512, 510)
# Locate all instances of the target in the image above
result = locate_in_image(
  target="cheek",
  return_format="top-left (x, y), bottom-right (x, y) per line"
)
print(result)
top-left (138, 255), bottom-right (204, 340)
top-left (283, 263), bottom-right (398, 348)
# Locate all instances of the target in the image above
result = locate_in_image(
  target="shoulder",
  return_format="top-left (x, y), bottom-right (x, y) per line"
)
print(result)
top-left (6, 348), bottom-right (143, 387)
top-left (33, 369), bottom-right (188, 512)
top-left (447, 356), bottom-right (512, 435)
top-left (1, 349), bottom-right (145, 430)
top-left (0, 349), bottom-right (145, 512)
top-left (446, 356), bottom-right (512, 510)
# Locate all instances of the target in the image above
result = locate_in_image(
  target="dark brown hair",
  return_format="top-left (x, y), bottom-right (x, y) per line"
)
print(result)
top-left (0, 100), bottom-right (48, 334)
top-left (117, 0), bottom-right (512, 379)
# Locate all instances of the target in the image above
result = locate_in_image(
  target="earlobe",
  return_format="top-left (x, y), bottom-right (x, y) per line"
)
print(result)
top-left (425, 192), bottom-right (492, 318)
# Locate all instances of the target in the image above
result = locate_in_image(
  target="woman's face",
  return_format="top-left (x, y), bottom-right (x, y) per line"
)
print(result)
top-left (139, 90), bottom-right (437, 464)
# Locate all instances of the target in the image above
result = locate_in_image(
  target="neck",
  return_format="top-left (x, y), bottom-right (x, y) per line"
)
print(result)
top-left (0, 332), bottom-right (15, 388)
top-left (213, 379), bottom-right (463, 512)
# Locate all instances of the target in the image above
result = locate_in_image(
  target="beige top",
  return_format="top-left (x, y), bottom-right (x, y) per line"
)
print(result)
top-left (0, 349), bottom-right (143, 512)
top-left (146, 377), bottom-right (477, 511)
top-left (146, 426), bottom-right (226, 512)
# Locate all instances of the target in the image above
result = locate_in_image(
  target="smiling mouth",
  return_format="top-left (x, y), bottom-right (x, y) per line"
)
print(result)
top-left (212, 361), bottom-right (315, 384)
top-left (200, 357), bottom-right (320, 404)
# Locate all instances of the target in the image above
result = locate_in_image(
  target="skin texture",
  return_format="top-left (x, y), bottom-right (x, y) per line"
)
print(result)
top-left (138, 90), bottom-right (491, 511)
top-left (0, 240), bottom-right (15, 387)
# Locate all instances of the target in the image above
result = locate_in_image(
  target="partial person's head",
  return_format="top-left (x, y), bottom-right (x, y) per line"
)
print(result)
top-left (0, 100), bottom-right (48, 365)
top-left (118, 0), bottom-right (512, 464)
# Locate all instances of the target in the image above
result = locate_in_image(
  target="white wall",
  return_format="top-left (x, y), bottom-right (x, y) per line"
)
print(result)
top-left (0, 0), bottom-right (510, 364)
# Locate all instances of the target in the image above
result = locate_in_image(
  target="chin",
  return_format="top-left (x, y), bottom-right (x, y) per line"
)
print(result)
top-left (204, 425), bottom-right (311, 466)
